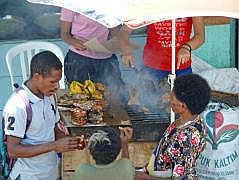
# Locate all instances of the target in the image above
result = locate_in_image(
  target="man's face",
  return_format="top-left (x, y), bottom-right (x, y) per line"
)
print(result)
top-left (37, 69), bottom-right (62, 96)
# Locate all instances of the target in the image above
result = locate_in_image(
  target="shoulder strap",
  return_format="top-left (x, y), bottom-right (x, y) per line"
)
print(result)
top-left (51, 94), bottom-right (69, 135)
top-left (52, 94), bottom-right (57, 104)
top-left (0, 85), bottom-right (33, 178)
top-left (15, 86), bottom-right (32, 136)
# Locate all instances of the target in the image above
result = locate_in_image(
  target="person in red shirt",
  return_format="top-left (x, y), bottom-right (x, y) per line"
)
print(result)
top-left (121, 17), bottom-right (205, 82)
top-left (143, 17), bottom-right (205, 81)
top-left (117, 17), bottom-right (205, 112)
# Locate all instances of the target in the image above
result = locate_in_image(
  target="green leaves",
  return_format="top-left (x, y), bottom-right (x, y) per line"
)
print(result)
top-left (217, 129), bottom-right (239, 145)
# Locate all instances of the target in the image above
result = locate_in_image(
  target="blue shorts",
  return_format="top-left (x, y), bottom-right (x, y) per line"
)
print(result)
top-left (141, 66), bottom-right (192, 82)
top-left (64, 50), bottom-right (124, 90)
top-left (134, 66), bottom-right (192, 112)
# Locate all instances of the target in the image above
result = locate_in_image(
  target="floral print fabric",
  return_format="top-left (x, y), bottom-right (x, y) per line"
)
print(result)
top-left (147, 116), bottom-right (206, 178)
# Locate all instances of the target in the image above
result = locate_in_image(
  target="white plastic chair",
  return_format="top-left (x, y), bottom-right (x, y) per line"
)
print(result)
top-left (6, 41), bottom-right (66, 91)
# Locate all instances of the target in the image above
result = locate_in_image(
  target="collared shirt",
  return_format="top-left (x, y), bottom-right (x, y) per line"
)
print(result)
top-left (3, 83), bottom-right (60, 180)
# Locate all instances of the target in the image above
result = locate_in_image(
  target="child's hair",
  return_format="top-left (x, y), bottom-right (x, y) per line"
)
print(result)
top-left (173, 74), bottom-right (211, 114)
top-left (88, 127), bottom-right (121, 165)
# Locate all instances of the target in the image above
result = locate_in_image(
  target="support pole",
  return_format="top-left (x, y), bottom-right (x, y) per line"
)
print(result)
top-left (169, 19), bottom-right (176, 123)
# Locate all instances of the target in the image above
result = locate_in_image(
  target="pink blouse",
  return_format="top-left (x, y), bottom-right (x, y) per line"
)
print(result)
top-left (60, 8), bottom-right (112, 59)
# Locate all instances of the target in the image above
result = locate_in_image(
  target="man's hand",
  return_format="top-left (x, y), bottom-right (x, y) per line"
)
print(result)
top-left (115, 24), bottom-right (135, 68)
top-left (122, 54), bottom-right (135, 68)
top-left (177, 47), bottom-right (191, 69)
top-left (119, 127), bottom-right (133, 145)
top-left (78, 135), bottom-right (87, 150)
top-left (54, 136), bottom-right (85, 152)
top-left (71, 38), bottom-right (87, 51)
top-left (119, 127), bottom-right (133, 158)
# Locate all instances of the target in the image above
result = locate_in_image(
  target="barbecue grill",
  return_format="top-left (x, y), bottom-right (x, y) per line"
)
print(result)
top-left (126, 106), bottom-right (170, 141)
top-left (66, 105), bottom-right (170, 142)
top-left (58, 88), bottom-right (171, 142)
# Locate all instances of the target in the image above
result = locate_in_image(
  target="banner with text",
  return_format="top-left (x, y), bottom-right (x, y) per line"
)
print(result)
top-left (196, 102), bottom-right (239, 180)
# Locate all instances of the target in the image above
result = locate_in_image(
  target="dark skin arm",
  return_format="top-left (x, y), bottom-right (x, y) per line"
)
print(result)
top-left (7, 123), bottom-right (80, 159)
top-left (7, 135), bottom-right (79, 158)
top-left (109, 25), bottom-right (135, 67)
top-left (177, 16), bottom-right (205, 69)
top-left (119, 127), bottom-right (133, 158)
top-left (62, 20), bottom-right (135, 67)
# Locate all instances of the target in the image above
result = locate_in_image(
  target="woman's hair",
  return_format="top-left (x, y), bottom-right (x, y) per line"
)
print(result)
top-left (88, 127), bottom-right (121, 165)
top-left (173, 74), bottom-right (211, 115)
top-left (30, 51), bottom-right (62, 78)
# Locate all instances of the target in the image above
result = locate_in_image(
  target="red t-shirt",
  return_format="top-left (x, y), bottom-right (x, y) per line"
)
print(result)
top-left (143, 18), bottom-right (193, 71)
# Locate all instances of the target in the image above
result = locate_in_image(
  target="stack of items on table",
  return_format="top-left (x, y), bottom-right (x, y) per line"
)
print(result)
top-left (57, 80), bottom-right (107, 125)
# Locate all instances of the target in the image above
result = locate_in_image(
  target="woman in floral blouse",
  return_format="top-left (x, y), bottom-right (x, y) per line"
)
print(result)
top-left (135, 74), bottom-right (211, 180)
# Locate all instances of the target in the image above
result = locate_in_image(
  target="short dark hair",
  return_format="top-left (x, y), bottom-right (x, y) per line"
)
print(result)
top-left (173, 74), bottom-right (211, 115)
top-left (30, 51), bottom-right (62, 78)
top-left (88, 127), bottom-right (121, 165)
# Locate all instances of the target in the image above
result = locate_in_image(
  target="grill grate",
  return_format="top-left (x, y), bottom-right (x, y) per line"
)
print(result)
top-left (125, 106), bottom-right (170, 141)
top-left (125, 106), bottom-right (170, 123)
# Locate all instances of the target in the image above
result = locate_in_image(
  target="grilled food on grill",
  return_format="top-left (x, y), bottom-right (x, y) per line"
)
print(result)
top-left (58, 80), bottom-right (106, 125)
top-left (95, 82), bottom-right (105, 91)
top-left (84, 80), bottom-right (96, 94)
top-left (71, 108), bottom-right (87, 126)
top-left (69, 81), bottom-right (84, 94)
top-left (91, 90), bottom-right (103, 100)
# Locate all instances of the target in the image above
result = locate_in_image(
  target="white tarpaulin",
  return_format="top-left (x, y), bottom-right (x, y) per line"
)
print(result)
top-left (27, 0), bottom-right (239, 29)
top-left (192, 55), bottom-right (239, 94)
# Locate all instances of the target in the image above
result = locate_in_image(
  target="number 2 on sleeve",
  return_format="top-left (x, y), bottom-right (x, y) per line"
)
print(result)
top-left (7, 116), bottom-right (15, 130)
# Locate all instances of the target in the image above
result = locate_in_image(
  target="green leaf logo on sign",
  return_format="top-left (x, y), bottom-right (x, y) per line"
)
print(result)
top-left (206, 111), bottom-right (239, 150)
